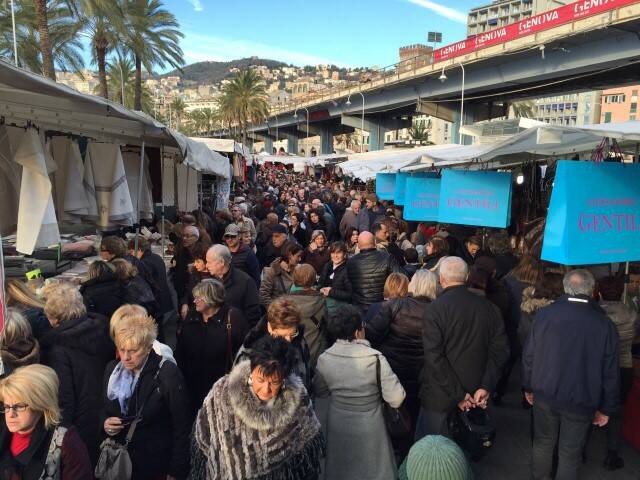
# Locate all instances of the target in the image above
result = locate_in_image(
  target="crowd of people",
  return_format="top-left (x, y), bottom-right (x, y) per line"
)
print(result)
top-left (0, 166), bottom-right (638, 480)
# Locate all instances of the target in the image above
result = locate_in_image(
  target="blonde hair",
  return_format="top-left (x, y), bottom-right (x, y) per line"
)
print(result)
top-left (384, 272), bottom-right (409, 299)
top-left (111, 306), bottom-right (157, 351)
top-left (0, 309), bottom-right (35, 348)
top-left (6, 280), bottom-right (45, 309)
top-left (192, 279), bottom-right (225, 309)
top-left (44, 283), bottom-right (86, 323)
top-left (0, 364), bottom-right (61, 429)
top-left (111, 258), bottom-right (138, 282)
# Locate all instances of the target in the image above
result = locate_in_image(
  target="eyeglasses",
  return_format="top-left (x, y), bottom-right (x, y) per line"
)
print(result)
top-left (193, 297), bottom-right (206, 304)
top-left (1, 403), bottom-right (29, 414)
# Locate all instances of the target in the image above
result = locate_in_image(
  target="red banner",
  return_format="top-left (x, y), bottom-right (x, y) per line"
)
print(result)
top-left (434, 0), bottom-right (639, 62)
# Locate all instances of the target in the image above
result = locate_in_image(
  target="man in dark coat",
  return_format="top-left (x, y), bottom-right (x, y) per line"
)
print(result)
top-left (355, 193), bottom-right (385, 233)
top-left (417, 256), bottom-right (509, 439)
top-left (257, 224), bottom-right (295, 268)
top-left (522, 269), bottom-right (620, 480)
top-left (206, 244), bottom-right (261, 326)
top-left (40, 286), bottom-right (114, 466)
top-left (347, 232), bottom-right (400, 310)
top-left (223, 224), bottom-right (261, 288)
top-left (129, 236), bottom-right (174, 318)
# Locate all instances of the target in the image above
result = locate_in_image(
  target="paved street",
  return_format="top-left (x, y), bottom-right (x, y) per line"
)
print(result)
top-left (472, 367), bottom-right (640, 480)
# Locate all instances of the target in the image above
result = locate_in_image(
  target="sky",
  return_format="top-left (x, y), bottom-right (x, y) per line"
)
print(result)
top-left (165, 0), bottom-right (479, 69)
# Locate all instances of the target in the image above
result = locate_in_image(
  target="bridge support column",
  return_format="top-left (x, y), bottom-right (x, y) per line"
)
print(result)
top-left (341, 114), bottom-right (411, 152)
top-left (319, 124), bottom-right (334, 155)
top-left (264, 136), bottom-right (273, 154)
top-left (285, 131), bottom-right (298, 154)
top-left (451, 104), bottom-right (477, 146)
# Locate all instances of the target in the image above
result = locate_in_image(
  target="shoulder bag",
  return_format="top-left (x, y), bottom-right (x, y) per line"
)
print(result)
top-left (95, 359), bottom-right (165, 480)
top-left (375, 355), bottom-right (412, 439)
top-left (224, 309), bottom-right (233, 373)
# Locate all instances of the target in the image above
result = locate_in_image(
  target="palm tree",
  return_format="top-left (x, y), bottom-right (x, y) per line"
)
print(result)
top-left (169, 97), bottom-right (185, 130)
top-left (217, 70), bottom-right (269, 145)
top-left (106, 55), bottom-right (134, 105)
top-left (408, 118), bottom-right (432, 144)
top-left (33, 0), bottom-right (56, 79)
top-left (1, 1), bottom-right (84, 75)
top-left (73, 0), bottom-right (120, 98)
top-left (509, 100), bottom-right (536, 119)
top-left (120, 0), bottom-right (184, 111)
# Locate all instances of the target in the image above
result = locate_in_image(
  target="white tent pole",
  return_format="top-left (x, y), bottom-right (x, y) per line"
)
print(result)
top-left (160, 145), bottom-right (165, 260)
top-left (624, 141), bottom-right (639, 302)
top-left (134, 141), bottom-right (145, 252)
top-left (185, 165), bottom-right (189, 213)
top-left (10, 0), bottom-right (18, 66)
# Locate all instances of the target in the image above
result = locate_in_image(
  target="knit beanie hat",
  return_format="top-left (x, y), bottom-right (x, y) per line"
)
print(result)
top-left (398, 435), bottom-right (473, 480)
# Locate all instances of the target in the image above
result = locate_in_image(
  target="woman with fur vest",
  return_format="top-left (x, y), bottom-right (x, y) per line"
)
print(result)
top-left (189, 336), bottom-right (324, 480)
top-left (517, 273), bottom-right (564, 348)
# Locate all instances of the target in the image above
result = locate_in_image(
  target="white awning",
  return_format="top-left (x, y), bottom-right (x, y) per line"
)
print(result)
top-left (256, 153), bottom-right (346, 167)
top-left (189, 137), bottom-right (254, 164)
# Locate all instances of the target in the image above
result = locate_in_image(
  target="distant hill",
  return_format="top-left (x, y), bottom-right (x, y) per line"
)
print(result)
top-left (159, 57), bottom-right (290, 84)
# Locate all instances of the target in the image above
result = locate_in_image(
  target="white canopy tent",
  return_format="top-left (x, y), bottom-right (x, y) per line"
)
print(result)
top-left (255, 153), bottom-right (345, 168)
top-left (189, 137), bottom-right (254, 165)
top-left (401, 121), bottom-right (640, 171)
top-left (0, 59), bottom-right (228, 252)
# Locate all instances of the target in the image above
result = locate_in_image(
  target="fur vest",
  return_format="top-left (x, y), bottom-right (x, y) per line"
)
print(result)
top-left (190, 360), bottom-right (323, 480)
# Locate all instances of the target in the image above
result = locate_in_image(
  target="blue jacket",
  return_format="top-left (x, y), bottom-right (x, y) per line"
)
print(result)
top-left (522, 294), bottom-right (620, 416)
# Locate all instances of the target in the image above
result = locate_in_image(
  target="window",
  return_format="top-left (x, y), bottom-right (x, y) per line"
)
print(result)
top-left (631, 103), bottom-right (637, 114)
top-left (604, 112), bottom-right (612, 123)
top-left (604, 94), bottom-right (626, 104)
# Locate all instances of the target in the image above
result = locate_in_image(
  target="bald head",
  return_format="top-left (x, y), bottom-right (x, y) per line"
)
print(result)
top-left (358, 231), bottom-right (375, 250)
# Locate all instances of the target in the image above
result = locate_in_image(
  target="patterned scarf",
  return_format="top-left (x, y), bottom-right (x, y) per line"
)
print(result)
top-left (190, 360), bottom-right (324, 480)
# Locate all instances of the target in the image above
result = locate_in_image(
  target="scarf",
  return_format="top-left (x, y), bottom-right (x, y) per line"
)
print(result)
top-left (107, 358), bottom-right (147, 414)
top-left (192, 360), bottom-right (324, 480)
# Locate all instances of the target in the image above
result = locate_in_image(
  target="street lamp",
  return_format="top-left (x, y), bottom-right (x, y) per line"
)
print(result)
top-left (346, 92), bottom-right (365, 153)
top-left (274, 113), bottom-right (279, 153)
top-left (293, 107), bottom-right (310, 156)
top-left (117, 61), bottom-right (126, 107)
top-left (10, 0), bottom-right (18, 66)
top-left (439, 61), bottom-right (465, 144)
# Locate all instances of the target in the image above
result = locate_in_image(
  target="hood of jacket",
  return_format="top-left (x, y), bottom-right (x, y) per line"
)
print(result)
top-left (39, 313), bottom-right (110, 357)
top-left (520, 286), bottom-right (554, 314)
top-left (286, 290), bottom-right (324, 318)
top-left (0, 338), bottom-right (40, 368)
top-left (81, 268), bottom-right (118, 289)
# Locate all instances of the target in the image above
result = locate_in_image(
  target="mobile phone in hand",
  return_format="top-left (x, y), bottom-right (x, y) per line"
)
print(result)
top-left (120, 415), bottom-right (136, 426)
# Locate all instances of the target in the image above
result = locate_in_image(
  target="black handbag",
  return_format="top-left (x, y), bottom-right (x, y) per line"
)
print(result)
top-left (375, 356), bottom-right (412, 439)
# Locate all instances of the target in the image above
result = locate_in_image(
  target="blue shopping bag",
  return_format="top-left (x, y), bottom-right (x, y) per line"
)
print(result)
top-left (438, 170), bottom-right (512, 228)
top-left (376, 173), bottom-right (396, 200)
top-left (394, 172), bottom-right (437, 206)
top-left (541, 160), bottom-right (640, 265)
top-left (404, 177), bottom-right (441, 221)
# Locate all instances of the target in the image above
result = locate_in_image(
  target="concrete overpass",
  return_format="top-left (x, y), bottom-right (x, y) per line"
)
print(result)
top-left (249, 0), bottom-right (640, 153)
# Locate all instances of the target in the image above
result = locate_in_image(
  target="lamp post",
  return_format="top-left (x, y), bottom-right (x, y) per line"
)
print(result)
top-left (439, 60), bottom-right (465, 144)
top-left (293, 107), bottom-right (310, 156)
top-left (117, 61), bottom-right (126, 107)
top-left (10, 0), bottom-right (18, 66)
top-left (346, 92), bottom-right (365, 153)
top-left (274, 113), bottom-right (279, 153)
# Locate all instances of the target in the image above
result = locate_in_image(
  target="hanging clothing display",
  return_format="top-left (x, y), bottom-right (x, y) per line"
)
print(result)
top-left (175, 162), bottom-right (199, 212)
top-left (48, 136), bottom-right (90, 222)
top-left (122, 150), bottom-right (154, 223)
top-left (13, 129), bottom-right (60, 254)
top-left (0, 125), bottom-right (23, 235)
top-left (83, 142), bottom-right (134, 229)
top-left (215, 166), bottom-right (232, 210)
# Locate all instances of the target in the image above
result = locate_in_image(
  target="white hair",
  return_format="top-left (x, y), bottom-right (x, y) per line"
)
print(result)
top-left (184, 225), bottom-right (200, 238)
top-left (439, 256), bottom-right (469, 284)
top-left (563, 269), bottom-right (595, 296)
top-left (409, 270), bottom-right (439, 300)
top-left (207, 244), bottom-right (232, 267)
top-left (351, 199), bottom-right (361, 209)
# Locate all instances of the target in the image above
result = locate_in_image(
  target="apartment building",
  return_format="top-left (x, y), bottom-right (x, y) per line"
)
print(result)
top-left (600, 86), bottom-right (639, 123)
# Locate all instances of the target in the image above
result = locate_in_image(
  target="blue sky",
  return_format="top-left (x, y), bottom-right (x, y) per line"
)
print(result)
top-left (166, 0), bottom-right (478, 68)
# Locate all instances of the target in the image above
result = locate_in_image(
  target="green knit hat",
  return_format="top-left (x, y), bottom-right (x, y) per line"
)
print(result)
top-left (398, 435), bottom-right (473, 480)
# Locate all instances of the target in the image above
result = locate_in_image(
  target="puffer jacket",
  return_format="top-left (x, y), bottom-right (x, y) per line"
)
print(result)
top-left (259, 258), bottom-right (294, 307)
top-left (517, 286), bottom-right (554, 348)
top-left (367, 296), bottom-right (429, 393)
top-left (347, 248), bottom-right (400, 308)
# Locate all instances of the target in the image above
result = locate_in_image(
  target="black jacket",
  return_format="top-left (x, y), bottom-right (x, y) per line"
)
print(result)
top-left (140, 249), bottom-right (174, 315)
top-left (304, 247), bottom-right (330, 275)
top-left (230, 244), bottom-right (261, 288)
top-left (420, 285), bottom-right (509, 412)
top-left (318, 262), bottom-right (352, 303)
top-left (522, 295), bottom-right (620, 416)
top-left (101, 351), bottom-right (191, 479)
top-left (347, 248), bottom-right (400, 307)
top-left (220, 265), bottom-right (261, 327)
top-left (175, 304), bottom-right (249, 416)
top-left (39, 314), bottom-right (114, 465)
top-left (121, 275), bottom-right (158, 318)
top-left (172, 246), bottom-right (194, 303)
top-left (422, 252), bottom-right (446, 271)
top-left (80, 270), bottom-right (124, 318)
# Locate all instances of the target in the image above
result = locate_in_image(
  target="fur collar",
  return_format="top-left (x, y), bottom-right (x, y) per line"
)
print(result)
top-left (227, 360), bottom-right (303, 431)
top-left (520, 286), bottom-right (553, 314)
